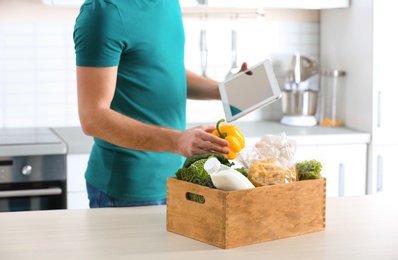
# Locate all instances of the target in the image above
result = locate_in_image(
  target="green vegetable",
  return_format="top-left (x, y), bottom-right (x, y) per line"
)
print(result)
top-left (176, 158), bottom-right (216, 188)
top-left (295, 159), bottom-right (323, 181)
top-left (175, 153), bottom-right (247, 201)
top-left (176, 155), bottom-right (221, 203)
top-left (175, 154), bottom-right (250, 203)
top-left (176, 153), bottom-right (234, 190)
top-left (188, 159), bottom-right (209, 179)
top-left (182, 153), bottom-right (233, 168)
top-left (175, 167), bottom-right (215, 188)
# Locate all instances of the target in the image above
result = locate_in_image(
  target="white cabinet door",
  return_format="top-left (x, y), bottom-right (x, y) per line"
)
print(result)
top-left (369, 145), bottom-right (398, 196)
top-left (67, 154), bottom-right (90, 209)
top-left (295, 144), bottom-right (367, 197)
top-left (320, 0), bottom-right (398, 197)
top-left (372, 1), bottom-right (398, 144)
top-left (373, 88), bottom-right (398, 144)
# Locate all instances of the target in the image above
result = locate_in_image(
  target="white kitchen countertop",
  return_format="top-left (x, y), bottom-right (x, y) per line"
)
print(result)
top-left (0, 127), bottom-right (67, 157)
top-left (52, 121), bottom-right (370, 154)
top-left (189, 121), bottom-right (371, 146)
top-left (0, 194), bottom-right (396, 260)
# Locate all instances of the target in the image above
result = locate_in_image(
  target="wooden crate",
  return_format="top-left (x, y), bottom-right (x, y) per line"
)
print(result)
top-left (166, 177), bottom-right (326, 249)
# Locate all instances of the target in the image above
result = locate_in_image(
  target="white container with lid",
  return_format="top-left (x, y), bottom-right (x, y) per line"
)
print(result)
top-left (204, 158), bottom-right (255, 191)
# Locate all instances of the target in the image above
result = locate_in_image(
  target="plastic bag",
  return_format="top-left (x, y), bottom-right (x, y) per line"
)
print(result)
top-left (236, 132), bottom-right (297, 186)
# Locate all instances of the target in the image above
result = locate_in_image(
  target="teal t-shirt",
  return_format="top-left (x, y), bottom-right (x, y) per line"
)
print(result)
top-left (73, 0), bottom-right (186, 201)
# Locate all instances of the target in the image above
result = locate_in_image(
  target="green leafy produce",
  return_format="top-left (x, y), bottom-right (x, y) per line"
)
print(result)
top-left (175, 154), bottom-right (251, 203)
top-left (176, 153), bottom-right (234, 189)
top-left (295, 159), bottom-right (323, 181)
top-left (175, 167), bottom-right (215, 188)
top-left (188, 159), bottom-right (209, 178)
top-left (175, 153), bottom-right (248, 200)
top-left (182, 153), bottom-right (233, 168)
top-left (176, 155), bottom-right (221, 203)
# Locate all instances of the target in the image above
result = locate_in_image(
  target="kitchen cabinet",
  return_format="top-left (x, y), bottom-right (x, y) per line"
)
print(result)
top-left (42, 0), bottom-right (350, 9)
top-left (243, 138), bottom-right (368, 197)
top-left (320, 0), bottom-right (398, 194)
top-left (295, 144), bottom-right (367, 197)
top-left (372, 1), bottom-right (398, 144)
top-left (66, 154), bottom-right (89, 209)
top-left (233, 121), bottom-right (370, 197)
top-left (181, 0), bottom-right (349, 9)
top-left (370, 1), bottom-right (398, 196)
top-left (369, 145), bottom-right (398, 196)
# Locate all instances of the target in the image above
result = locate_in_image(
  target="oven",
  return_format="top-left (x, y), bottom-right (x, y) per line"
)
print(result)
top-left (0, 128), bottom-right (67, 212)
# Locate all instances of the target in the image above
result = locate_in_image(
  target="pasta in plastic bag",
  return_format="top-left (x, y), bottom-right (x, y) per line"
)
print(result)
top-left (236, 133), bottom-right (297, 186)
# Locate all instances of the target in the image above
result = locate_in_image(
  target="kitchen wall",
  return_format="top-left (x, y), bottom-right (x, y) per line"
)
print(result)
top-left (0, 0), bottom-right (320, 128)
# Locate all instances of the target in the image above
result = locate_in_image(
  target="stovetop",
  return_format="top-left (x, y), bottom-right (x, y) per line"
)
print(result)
top-left (0, 128), bottom-right (67, 157)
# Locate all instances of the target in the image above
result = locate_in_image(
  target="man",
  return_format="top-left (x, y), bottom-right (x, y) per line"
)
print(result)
top-left (74, 0), bottom-right (248, 207)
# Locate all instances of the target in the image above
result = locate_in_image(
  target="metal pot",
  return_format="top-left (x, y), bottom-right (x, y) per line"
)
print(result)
top-left (281, 90), bottom-right (318, 116)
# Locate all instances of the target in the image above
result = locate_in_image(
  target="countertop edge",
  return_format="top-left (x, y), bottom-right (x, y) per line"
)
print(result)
top-left (52, 122), bottom-right (371, 154)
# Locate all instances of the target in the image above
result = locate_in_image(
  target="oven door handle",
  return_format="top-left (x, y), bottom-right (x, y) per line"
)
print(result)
top-left (0, 187), bottom-right (62, 198)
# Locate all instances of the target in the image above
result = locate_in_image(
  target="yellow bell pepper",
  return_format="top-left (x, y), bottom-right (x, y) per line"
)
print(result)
top-left (212, 119), bottom-right (245, 160)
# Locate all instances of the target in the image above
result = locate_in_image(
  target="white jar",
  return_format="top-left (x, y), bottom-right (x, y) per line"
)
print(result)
top-left (204, 158), bottom-right (254, 191)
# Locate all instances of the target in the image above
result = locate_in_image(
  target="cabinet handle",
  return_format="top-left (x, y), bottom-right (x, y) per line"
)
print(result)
top-left (338, 163), bottom-right (345, 196)
top-left (377, 155), bottom-right (383, 193)
top-left (377, 90), bottom-right (382, 128)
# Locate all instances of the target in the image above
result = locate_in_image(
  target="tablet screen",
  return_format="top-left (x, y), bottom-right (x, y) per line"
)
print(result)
top-left (218, 59), bottom-right (282, 122)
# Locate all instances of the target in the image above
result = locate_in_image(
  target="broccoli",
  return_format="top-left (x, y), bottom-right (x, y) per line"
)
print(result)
top-left (295, 159), bottom-right (323, 181)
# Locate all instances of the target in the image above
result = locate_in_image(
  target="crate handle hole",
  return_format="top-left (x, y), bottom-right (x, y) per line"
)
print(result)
top-left (185, 192), bottom-right (205, 204)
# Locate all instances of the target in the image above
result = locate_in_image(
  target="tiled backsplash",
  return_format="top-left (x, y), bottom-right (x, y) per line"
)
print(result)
top-left (0, 17), bottom-right (319, 128)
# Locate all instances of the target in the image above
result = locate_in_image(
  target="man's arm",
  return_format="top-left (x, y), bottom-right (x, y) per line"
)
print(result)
top-left (186, 62), bottom-right (249, 100)
top-left (76, 66), bottom-right (229, 157)
top-left (186, 69), bottom-right (220, 100)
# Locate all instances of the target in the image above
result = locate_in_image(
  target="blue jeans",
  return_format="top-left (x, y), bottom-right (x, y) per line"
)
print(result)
top-left (86, 181), bottom-right (166, 208)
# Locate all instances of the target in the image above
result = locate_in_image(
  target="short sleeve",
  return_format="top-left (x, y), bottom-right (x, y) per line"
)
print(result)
top-left (73, 2), bottom-right (126, 67)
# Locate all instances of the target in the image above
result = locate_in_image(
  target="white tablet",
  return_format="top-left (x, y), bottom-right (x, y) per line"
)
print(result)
top-left (218, 59), bottom-right (282, 122)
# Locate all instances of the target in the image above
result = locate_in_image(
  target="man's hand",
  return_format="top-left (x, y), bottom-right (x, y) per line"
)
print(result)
top-left (175, 125), bottom-right (230, 157)
top-left (239, 62), bottom-right (253, 75)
